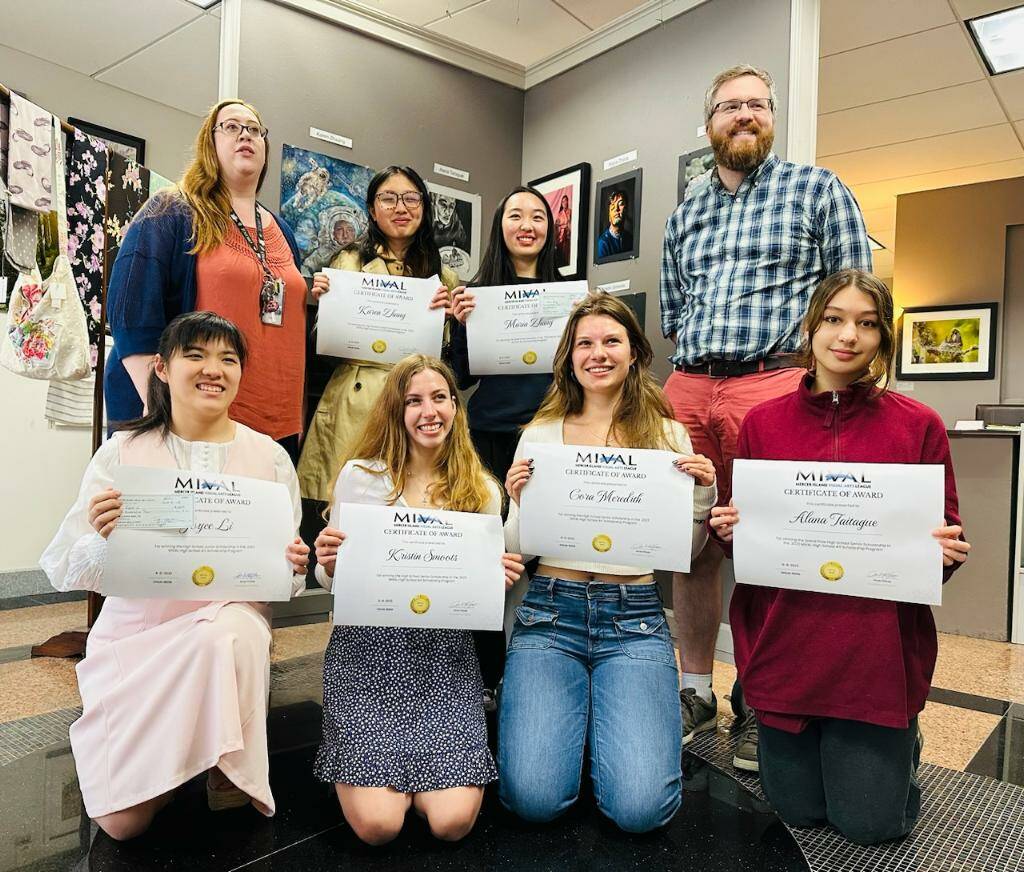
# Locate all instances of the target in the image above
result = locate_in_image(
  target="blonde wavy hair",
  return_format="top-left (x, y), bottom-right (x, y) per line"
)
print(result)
top-left (532, 293), bottom-right (679, 451)
top-left (174, 99), bottom-right (269, 255)
top-left (336, 355), bottom-right (497, 514)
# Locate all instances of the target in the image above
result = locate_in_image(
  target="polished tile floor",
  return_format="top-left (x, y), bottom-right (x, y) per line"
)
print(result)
top-left (0, 594), bottom-right (1021, 872)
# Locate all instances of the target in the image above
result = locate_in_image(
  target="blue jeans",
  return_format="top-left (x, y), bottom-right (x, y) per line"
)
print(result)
top-left (498, 577), bottom-right (682, 833)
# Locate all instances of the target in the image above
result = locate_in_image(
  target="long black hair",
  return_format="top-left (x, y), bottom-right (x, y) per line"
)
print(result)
top-left (117, 311), bottom-right (248, 439)
top-left (471, 185), bottom-right (561, 286)
top-left (357, 165), bottom-right (442, 279)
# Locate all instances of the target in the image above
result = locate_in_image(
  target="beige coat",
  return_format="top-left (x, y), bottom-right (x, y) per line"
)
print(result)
top-left (296, 249), bottom-right (459, 501)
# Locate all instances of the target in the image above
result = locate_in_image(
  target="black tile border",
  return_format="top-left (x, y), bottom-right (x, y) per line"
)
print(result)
top-left (0, 590), bottom-right (88, 611)
top-left (928, 686), bottom-right (1011, 716)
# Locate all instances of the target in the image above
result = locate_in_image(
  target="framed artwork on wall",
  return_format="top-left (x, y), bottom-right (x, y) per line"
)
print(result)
top-left (677, 145), bottom-right (714, 203)
top-left (279, 144), bottom-right (375, 276)
top-left (528, 162), bottom-right (591, 281)
top-left (594, 168), bottom-right (642, 265)
top-left (896, 302), bottom-right (998, 381)
top-left (68, 118), bottom-right (145, 165)
top-left (426, 181), bottom-right (482, 283)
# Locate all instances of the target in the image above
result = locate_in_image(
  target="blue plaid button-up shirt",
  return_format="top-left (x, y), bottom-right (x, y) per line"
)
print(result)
top-left (659, 153), bottom-right (871, 366)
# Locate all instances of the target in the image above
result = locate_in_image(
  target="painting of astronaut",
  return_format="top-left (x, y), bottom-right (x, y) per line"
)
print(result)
top-left (425, 181), bottom-right (480, 283)
top-left (280, 144), bottom-right (375, 276)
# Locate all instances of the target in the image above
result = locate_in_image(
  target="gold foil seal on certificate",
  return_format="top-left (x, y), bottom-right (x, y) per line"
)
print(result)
top-left (410, 594), bottom-right (431, 615)
top-left (192, 565), bottom-right (216, 587)
top-left (592, 534), bottom-right (612, 553)
top-left (371, 339), bottom-right (387, 354)
top-left (522, 350), bottom-right (538, 365)
top-left (819, 561), bottom-right (844, 582)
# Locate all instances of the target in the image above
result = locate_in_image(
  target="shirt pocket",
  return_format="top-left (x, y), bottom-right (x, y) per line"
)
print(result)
top-left (612, 612), bottom-right (674, 664)
top-left (508, 605), bottom-right (558, 651)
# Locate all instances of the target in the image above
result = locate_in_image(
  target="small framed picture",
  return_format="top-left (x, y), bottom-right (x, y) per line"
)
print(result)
top-left (594, 168), bottom-right (641, 265)
top-left (677, 146), bottom-right (715, 203)
top-left (897, 303), bottom-right (998, 381)
top-left (426, 181), bottom-right (482, 283)
top-left (529, 162), bottom-right (591, 281)
top-left (68, 118), bottom-right (146, 165)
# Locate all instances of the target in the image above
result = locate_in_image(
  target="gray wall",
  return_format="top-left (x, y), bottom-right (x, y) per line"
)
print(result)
top-left (893, 177), bottom-right (1024, 425)
top-left (522, 0), bottom-right (793, 381)
top-left (239, 0), bottom-right (525, 225)
top-left (0, 44), bottom-right (201, 180)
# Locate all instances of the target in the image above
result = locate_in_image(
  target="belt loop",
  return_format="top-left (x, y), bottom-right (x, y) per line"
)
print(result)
top-left (546, 577), bottom-right (555, 599)
top-left (619, 583), bottom-right (628, 606)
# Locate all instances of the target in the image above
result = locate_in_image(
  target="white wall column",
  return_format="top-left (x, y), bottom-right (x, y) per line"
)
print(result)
top-left (786, 0), bottom-right (820, 165)
top-left (219, 0), bottom-right (242, 100)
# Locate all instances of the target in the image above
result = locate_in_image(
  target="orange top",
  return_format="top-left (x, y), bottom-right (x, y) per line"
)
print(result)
top-left (196, 215), bottom-right (306, 440)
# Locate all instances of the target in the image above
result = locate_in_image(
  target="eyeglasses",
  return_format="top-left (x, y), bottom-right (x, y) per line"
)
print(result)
top-left (213, 120), bottom-right (269, 139)
top-left (711, 98), bottom-right (774, 116)
top-left (375, 191), bottom-right (424, 210)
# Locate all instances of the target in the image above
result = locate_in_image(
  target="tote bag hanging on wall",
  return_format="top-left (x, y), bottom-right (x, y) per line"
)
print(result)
top-left (1, 117), bottom-right (89, 380)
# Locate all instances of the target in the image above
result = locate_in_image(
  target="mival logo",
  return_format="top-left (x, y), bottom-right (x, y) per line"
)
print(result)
top-left (393, 511), bottom-right (452, 528)
top-left (361, 276), bottom-right (404, 290)
top-left (575, 451), bottom-right (637, 468)
top-left (504, 288), bottom-right (541, 301)
top-left (794, 471), bottom-right (871, 485)
top-left (174, 476), bottom-right (240, 493)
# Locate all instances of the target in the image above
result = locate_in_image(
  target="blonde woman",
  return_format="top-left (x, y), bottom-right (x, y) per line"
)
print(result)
top-left (299, 165), bottom-right (459, 503)
top-left (313, 355), bottom-right (524, 846)
top-left (105, 100), bottom-right (306, 459)
top-left (500, 294), bottom-right (717, 832)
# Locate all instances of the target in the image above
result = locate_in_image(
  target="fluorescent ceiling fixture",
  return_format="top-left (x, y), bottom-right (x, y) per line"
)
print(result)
top-left (868, 235), bottom-right (885, 251)
top-left (184, 0), bottom-right (221, 8)
top-left (968, 5), bottom-right (1024, 75)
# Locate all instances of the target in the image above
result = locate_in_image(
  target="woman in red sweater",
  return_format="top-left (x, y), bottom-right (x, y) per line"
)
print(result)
top-left (710, 269), bottom-right (970, 845)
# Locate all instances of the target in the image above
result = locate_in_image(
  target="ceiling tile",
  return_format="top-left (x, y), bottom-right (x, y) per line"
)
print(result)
top-left (555, 0), bottom-right (645, 29)
top-left (427, 0), bottom-right (589, 67)
top-left (818, 25), bottom-right (985, 114)
top-left (817, 81), bottom-right (1007, 156)
top-left (951, 0), bottom-right (1023, 21)
top-left (96, 15), bottom-right (219, 118)
top-left (819, 0), bottom-right (955, 57)
top-left (0, 0), bottom-right (202, 76)
top-left (849, 157), bottom-right (1024, 211)
top-left (992, 67), bottom-right (1024, 119)
top-left (1016, 120), bottom-right (1024, 140)
top-left (353, 0), bottom-right (481, 28)
top-left (820, 124), bottom-right (1023, 187)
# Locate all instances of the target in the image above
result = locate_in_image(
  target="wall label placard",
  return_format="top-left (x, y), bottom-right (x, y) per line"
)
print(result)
top-left (433, 162), bottom-right (470, 183)
top-left (603, 149), bottom-right (638, 171)
top-left (310, 127), bottom-right (353, 149)
top-left (596, 279), bottom-right (630, 293)
top-left (697, 124), bottom-right (707, 138)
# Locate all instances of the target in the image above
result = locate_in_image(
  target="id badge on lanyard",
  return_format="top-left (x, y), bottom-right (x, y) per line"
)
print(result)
top-left (231, 206), bottom-right (285, 327)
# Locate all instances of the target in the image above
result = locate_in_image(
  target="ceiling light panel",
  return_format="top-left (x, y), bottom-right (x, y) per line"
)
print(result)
top-left (968, 5), bottom-right (1024, 75)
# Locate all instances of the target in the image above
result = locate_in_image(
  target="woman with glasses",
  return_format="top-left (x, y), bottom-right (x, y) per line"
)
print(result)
top-left (105, 100), bottom-right (306, 461)
top-left (297, 165), bottom-right (458, 505)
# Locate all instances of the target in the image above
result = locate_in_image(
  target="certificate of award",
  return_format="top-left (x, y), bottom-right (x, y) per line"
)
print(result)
top-left (466, 280), bottom-right (589, 374)
top-left (329, 502), bottom-right (506, 630)
top-left (520, 443), bottom-right (695, 571)
top-left (104, 466), bottom-right (295, 601)
top-left (316, 269), bottom-right (444, 362)
top-left (731, 460), bottom-right (944, 605)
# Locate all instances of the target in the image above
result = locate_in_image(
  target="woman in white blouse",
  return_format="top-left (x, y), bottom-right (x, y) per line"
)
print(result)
top-left (500, 293), bottom-right (716, 833)
top-left (40, 312), bottom-right (309, 840)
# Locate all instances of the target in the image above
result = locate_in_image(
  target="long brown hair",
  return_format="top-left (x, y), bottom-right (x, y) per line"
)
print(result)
top-left (338, 355), bottom-right (496, 513)
top-left (177, 99), bottom-right (269, 255)
top-left (532, 293), bottom-right (679, 450)
top-left (795, 269), bottom-right (895, 391)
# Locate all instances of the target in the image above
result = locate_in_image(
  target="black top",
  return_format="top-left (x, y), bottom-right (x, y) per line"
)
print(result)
top-left (448, 276), bottom-right (554, 433)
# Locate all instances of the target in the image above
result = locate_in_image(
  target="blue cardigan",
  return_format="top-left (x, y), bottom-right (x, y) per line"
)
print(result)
top-left (104, 196), bottom-right (300, 424)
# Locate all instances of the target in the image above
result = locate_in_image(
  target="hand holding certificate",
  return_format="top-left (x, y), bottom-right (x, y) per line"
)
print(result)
top-left (329, 503), bottom-right (506, 630)
top-left (466, 280), bottom-right (589, 374)
top-left (519, 443), bottom-right (695, 571)
top-left (104, 467), bottom-right (295, 601)
top-left (316, 269), bottom-right (445, 362)
top-left (730, 460), bottom-right (945, 605)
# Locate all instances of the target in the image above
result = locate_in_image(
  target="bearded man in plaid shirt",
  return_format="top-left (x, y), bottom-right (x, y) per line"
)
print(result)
top-left (661, 64), bottom-right (872, 769)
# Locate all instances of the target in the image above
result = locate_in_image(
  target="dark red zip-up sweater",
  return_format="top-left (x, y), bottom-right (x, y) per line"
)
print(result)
top-left (722, 374), bottom-right (963, 733)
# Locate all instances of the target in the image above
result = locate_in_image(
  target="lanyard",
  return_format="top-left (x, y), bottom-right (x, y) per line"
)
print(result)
top-left (229, 206), bottom-right (272, 278)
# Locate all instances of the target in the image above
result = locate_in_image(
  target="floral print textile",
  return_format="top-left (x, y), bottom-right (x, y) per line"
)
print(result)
top-left (66, 129), bottom-right (108, 369)
top-left (104, 151), bottom-right (149, 270)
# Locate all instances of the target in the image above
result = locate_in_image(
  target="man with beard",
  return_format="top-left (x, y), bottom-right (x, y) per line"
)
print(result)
top-left (597, 189), bottom-right (632, 257)
top-left (659, 65), bottom-right (871, 772)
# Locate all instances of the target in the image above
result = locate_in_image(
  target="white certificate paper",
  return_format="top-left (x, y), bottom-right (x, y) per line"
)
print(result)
top-left (466, 280), bottom-right (589, 374)
top-left (520, 443), bottom-right (695, 571)
top-left (104, 467), bottom-right (295, 601)
top-left (316, 269), bottom-right (444, 362)
top-left (731, 460), bottom-right (944, 605)
top-left (330, 502), bottom-right (506, 630)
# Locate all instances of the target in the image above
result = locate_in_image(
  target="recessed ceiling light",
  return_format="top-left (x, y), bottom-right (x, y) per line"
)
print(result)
top-left (967, 5), bottom-right (1024, 76)
top-left (184, 0), bottom-right (221, 9)
top-left (868, 235), bottom-right (885, 251)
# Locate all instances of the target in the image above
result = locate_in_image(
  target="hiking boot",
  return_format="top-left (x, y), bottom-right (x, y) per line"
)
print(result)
top-left (680, 688), bottom-right (718, 745)
top-left (732, 715), bottom-right (760, 772)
